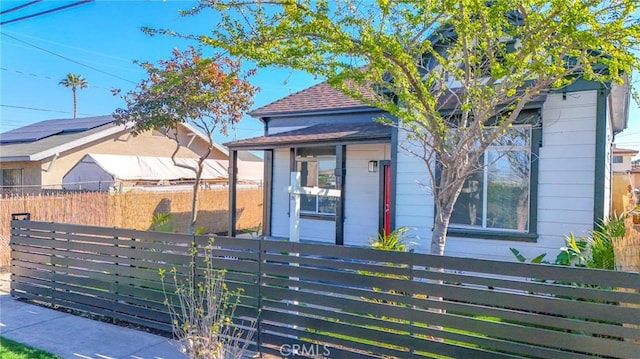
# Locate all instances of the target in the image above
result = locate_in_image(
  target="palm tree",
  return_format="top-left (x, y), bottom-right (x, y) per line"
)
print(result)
top-left (59, 73), bottom-right (88, 119)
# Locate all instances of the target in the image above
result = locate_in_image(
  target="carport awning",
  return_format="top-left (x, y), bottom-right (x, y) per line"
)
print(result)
top-left (225, 122), bottom-right (392, 150)
top-left (82, 153), bottom-right (228, 181)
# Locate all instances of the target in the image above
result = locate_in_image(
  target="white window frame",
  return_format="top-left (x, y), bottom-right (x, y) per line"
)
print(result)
top-left (296, 155), bottom-right (338, 215)
top-left (451, 125), bottom-right (532, 232)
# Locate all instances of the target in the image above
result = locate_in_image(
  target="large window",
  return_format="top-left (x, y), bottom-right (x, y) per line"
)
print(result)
top-left (296, 147), bottom-right (338, 215)
top-left (451, 126), bottom-right (532, 232)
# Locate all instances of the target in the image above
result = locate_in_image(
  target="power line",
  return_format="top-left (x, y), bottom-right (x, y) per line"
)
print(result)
top-left (616, 130), bottom-right (640, 137)
top-left (1, 104), bottom-right (95, 116)
top-left (0, 1), bottom-right (42, 15)
top-left (0, 67), bottom-right (120, 92)
top-left (0, 32), bottom-right (137, 84)
top-left (0, 1), bottom-right (93, 26)
top-left (1, 29), bottom-right (137, 64)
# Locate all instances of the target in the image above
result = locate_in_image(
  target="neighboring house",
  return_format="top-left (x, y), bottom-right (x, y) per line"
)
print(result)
top-left (224, 78), bottom-right (629, 262)
top-left (612, 145), bottom-right (638, 173)
top-left (611, 145), bottom-right (639, 215)
top-left (62, 153), bottom-right (229, 192)
top-left (0, 115), bottom-right (262, 193)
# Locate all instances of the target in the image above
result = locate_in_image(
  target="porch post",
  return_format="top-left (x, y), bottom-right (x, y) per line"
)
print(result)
top-left (335, 145), bottom-right (346, 245)
top-left (262, 149), bottom-right (273, 237)
top-left (228, 149), bottom-right (238, 237)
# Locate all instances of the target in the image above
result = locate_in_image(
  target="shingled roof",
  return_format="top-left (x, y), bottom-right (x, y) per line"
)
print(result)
top-left (249, 81), bottom-right (377, 117)
top-left (225, 122), bottom-right (391, 150)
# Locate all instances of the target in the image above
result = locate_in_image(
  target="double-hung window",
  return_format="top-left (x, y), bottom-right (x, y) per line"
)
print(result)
top-left (450, 125), bottom-right (533, 232)
top-left (296, 147), bottom-right (338, 215)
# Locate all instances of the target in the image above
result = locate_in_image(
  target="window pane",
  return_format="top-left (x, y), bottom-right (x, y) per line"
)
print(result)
top-left (489, 126), bottom-right (530, 147)
top-left (1, 169), bottom-right (22, 186)
top-left (318, 160), bottom-right (336, 188)
top-left (318, 196), bottom-right (338, 214)
top-left (451, 168), bottom-right (484, 227)
top-left (300, 194), bottom-right (317, 212)
top-left (297, 161), bottom-right (318, 187)
top-left (486, 151), bottom-right (530, 230)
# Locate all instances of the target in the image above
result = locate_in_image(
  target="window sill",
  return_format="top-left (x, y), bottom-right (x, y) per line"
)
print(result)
top-left (447, 227), bottom-right (538, 242)
top-left (298, 213), bottom-right (336, 221)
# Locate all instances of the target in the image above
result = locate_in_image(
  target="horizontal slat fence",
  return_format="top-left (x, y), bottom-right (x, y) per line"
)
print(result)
top-left (9, 216), bottom-right (260, 334)
top-left (10, 218), bottom-right (640, 358)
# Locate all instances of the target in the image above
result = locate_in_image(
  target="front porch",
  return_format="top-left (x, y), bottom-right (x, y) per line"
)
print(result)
top-left (226, 122), bottom-right (394, 246)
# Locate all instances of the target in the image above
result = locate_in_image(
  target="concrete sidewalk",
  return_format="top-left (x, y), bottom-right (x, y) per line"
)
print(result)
top-left (0, 272), bottom-right (186, 359)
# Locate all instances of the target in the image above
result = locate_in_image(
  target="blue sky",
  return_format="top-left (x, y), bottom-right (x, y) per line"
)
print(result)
top-left (1, 0), bottom-right (639, 156)
top-left (0, 0), bottom-right (316, 144)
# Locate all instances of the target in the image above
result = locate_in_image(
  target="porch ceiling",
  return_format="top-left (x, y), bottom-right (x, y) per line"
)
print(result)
top-left (225, 122), bottom-right (392, 150)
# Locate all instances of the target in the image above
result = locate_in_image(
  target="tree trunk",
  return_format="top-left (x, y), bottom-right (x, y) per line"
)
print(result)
top-left (188, 159), bottom-right (205, 235)
top-left (72, 87), bottom-right (77, 119)
top-left (431, 204), bottom-right (453, 255)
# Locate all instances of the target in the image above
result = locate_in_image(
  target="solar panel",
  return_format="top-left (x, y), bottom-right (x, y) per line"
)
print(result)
top-left (0, 115), bottom-right (114, 144)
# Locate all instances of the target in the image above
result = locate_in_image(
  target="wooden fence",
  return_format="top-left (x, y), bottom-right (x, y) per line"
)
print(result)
top-left (0, 187), bottom-right (263, 267)
top-left (9, 218), bottom-right (640, 358)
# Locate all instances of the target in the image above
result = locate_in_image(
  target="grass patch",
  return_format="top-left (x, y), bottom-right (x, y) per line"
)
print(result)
top-left (0, 337), bottom-right (60, 359)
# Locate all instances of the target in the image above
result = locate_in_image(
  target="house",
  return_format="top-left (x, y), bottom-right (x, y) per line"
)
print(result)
top-left (224, 78), bottom-right (629, 262)
top-left (0, 115), bottom-right (263, 194)
top-left (612, 145), bottom-right (638, 173)
top-left (62, 153), bottom-right (229, 192)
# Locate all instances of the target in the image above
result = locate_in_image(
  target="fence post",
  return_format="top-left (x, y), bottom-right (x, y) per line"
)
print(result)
top-left (10, 213), bottom-right (31, 296)
top-left (409, 250), bottom-right (415, 356)
top-left (256, 237), bottom-right (263, 357)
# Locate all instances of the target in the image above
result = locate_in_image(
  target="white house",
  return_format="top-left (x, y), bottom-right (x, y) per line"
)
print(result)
top-left (224, 74), bottom-right (629, 262)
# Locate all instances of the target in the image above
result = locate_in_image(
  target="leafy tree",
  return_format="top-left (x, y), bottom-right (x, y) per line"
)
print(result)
top-left (59, 73), bottom-right (88, 119)
top-left (114, 47), bottom-right (257, 234)
top-left (166, 0), bottom-right (639, 253)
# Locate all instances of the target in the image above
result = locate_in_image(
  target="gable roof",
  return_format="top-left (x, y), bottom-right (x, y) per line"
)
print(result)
top-left (613, 146), bottom-right (639, 156)
top-left (0, 116), bottom-right (115, 144)
top-left (226, 122), bottom-right (391, 150)
top-left (0, 116), bottom-right (127, 162)
top-left (0, 115), bottom-right (231, 163)
top-left (249, 82), bottom-right (377, 118)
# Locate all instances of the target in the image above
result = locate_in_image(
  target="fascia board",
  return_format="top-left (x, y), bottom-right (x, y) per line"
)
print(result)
top-left (30, 124), bottom-right (129, 161)
top-left (0, 156), bottom-right (31, 162)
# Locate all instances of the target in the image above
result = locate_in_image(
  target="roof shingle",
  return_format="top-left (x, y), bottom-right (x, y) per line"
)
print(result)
top-left (225, 122), bottom-right (391, 150)
top-left (249, 82), bottom-right (375, 117)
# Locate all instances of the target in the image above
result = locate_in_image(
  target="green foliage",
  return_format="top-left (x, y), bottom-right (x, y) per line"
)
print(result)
top-left (114, 47), bottom-right (257, 234)
top-left (58, 73), bottom-right (88, 119)
top-left (150, 212), bottom-right (174, 233)
top-left (511, 213), bottom-right (628, 270)
top-left (194, 226), bottom-right (206, 235)
top-left (0, 337), bottom-right (60, 359)
top-left (510, 248), bottom-right (547, 264)
top-left (556, 234), bottom-right (589, 267)
top-left (159, 238), bottom-right (255, 359)
top-left (167, 0), bottom-right (640, 254)
top-left (369, 226), bottom-right (412, 252)
top-left (587, 213), bottom-right (627, 270)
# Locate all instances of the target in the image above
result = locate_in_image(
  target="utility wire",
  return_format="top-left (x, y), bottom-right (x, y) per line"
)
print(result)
top-left (0, 67), bottom-right (122, 91)
top-left (0, 1), bottom-right (93, 26)
top-left (2, 28), bottom-right (137, 64)
top-left (1, 104), bottom-right (95, 116)
top-left (0, 1), bottom-right (42, 15)
top-left (0, 32), bottom-right (137, 84)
